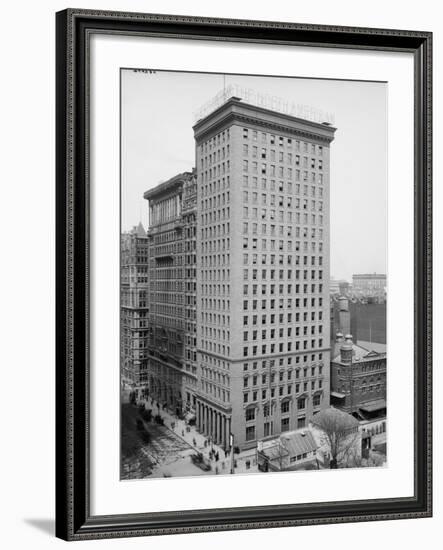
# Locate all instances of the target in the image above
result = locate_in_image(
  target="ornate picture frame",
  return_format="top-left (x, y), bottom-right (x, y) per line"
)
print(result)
top-left (55, 9), bottom-right (432, 540)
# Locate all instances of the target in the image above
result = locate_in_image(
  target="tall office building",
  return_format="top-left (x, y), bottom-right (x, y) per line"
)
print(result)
top-left (193, 97), bottom-right (336, 450)
top-left (120, 223), bottom-right (150, 391)
top-left (144, 171), bottom-right (198, 416)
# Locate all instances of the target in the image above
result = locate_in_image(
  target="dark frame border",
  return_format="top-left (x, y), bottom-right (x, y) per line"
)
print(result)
top-left (55, 8), bottom-right (432, 541)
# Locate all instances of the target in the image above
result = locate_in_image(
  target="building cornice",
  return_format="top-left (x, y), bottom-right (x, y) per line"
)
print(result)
top-left (193, 98), bottom-right (336, 144)
top-left (143, 171), bottom-right (193, 201)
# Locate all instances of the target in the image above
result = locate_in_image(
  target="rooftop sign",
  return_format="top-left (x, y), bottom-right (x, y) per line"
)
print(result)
top-left (194, 83), bottom-right (335, 126)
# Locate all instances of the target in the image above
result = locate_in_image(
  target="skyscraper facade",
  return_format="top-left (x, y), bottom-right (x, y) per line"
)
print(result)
top-left (144, 171), bottom-right (198, 416)
top-left (193, 98), bottom-right (336, 450)
top-left (120, 223), bottom-right (150, 391)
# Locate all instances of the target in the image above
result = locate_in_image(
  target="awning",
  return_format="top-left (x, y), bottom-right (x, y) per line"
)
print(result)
top-left (331, 391), bottom-right (346, 399)
top-left (359, 399), bottom-right (386, 413)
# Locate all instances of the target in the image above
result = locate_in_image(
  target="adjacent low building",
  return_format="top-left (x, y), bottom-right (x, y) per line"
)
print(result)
top-left (330, 334), bottom-right (386, 421)
top-left (257, 429), bottom-right (318, 471)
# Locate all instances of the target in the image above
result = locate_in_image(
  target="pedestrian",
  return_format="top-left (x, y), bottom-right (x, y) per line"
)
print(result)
top-left (215, 452), bottom-right (219, 462)
top-left (182, 430), bottom-right (185, 437)
top-left (193, 438), bottom-right (196, 446)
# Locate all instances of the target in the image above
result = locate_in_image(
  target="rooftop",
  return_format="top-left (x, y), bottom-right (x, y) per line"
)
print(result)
top-left (143, 171), bottom-right (194, 201)
top-left (261, 429), bottom-right (318, 460)
top-left (332, 336), bottom-right (386, 363)
top-left (193, 96), bottom-right (337, 143)
top-left (353, 273), bottom-right (387, 279)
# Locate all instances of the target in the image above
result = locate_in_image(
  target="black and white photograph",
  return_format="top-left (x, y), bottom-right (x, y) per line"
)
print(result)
top-left (120, 69), bottom-right (388, 480)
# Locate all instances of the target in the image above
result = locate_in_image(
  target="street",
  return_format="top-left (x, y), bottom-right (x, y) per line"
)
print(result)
top-left (121, 393), bottom-right (237, 479)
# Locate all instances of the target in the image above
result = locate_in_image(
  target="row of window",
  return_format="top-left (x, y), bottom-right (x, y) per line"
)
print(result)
top-left (242, 143), bottom-right (323, 164)
top-left (201, 284), bottom-right (231, 297)
top-left (201, 176), bottom-right (230, 197)
top-left (243, 237), bottom-right (324, 251)
top-left (201, 238), bottom-right (230, 254)
top-left (243, 282), bottom-right (323, 295)
top-left (242, 339), bottom-right (324, 356)
top-left (245, 394), bottom-right (321, 421)
top-left (243, 268), bottom-right (326, 281)
top-left (201, 254), bottom-right (231, 268)
top-left (242, 160), bottom-right (323, 177)
top-left (243, 191), bottom-right (324, 212)
top-left (244, 366), bottom-right (323, 386)
top-left (200, 144), bottom-right (230, 168)
top-left (241, 128), bottom-right (324, 156)
top-left (243, 312), bottom-right (323, 327)
top-left (201, 269), bottom-right (231, 282)
top-left (243, 325), bottom-right (323, 341)
top-left (200, 311), bottom-right (230, 328)
top-left (201, 208), bottom-right (230, 225)
top-left (242, 174), bottom-right (324, 191)
top-left (202, 326), bottom-right (230, 342)
top-left (200, 128), bottom-right (230, 154)
top-left (243, 354), bottom-right (324, 370)
top-left (200, 191), bottom-right (230, 210)
top-left (242, 297), bottom-right (324, 311)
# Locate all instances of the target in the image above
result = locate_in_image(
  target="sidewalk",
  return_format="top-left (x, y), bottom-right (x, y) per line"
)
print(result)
top-left (141, 397), bottom-right (235, 475)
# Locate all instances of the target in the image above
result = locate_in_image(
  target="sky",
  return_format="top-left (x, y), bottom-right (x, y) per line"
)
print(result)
top-left (121, 69), bottom-right (387, 282)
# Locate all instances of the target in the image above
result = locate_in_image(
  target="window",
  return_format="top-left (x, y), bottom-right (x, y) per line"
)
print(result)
top-left (281, 400), bottom-right (290, 413)
top-left (298, 397), bottom-right (306, 409)
top-left (281, 417), bottom-right (290, 432)
top-left (245, 425), bottom-right (256, 441)
top-left (245, 408), bottom-right (255, 421)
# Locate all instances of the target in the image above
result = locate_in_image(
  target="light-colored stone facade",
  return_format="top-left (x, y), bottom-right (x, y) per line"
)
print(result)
top-left (194, 97), bottom-right (336, 450)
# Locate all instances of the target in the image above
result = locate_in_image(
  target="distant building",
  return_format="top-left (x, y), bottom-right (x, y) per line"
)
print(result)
top-left (330, 297), bottom-right (386, 345)
top-left (330, 277), bottom-right (348, 295)
top-left (352, 273), bottom-right (386, 297)
top-left (144, 171), bottom-right (198, 416)
top-left (330, 334), bottom-right (386, 421)
top-left (330, 296), bottom-right (356, 342)
top-left (330, 278), bottom-right (340, 294)
top-left (338, 280), bottom-right (350, 295)
top-left (120, 223), bottom-right (150, 391)
top-left (349, 301), bottom-right (387, 344)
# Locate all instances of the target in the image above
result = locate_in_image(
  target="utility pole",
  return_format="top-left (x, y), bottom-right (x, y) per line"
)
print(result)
top-left (229, 433), bottom-right (235, 474)
top-left (349, 346), bottom-right (354, 417)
